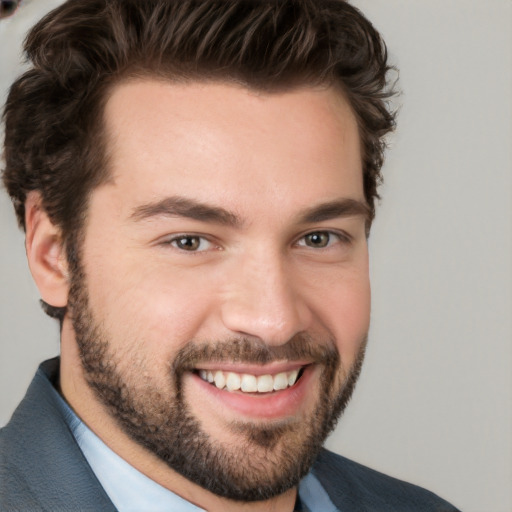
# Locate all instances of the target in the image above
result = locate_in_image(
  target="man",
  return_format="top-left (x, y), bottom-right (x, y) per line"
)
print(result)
top-left (0, 0), bottom-right (460, 510)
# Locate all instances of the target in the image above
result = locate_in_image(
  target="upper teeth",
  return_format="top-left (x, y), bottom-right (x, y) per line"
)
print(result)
top-left (198, 369), bottom-right (301, 393)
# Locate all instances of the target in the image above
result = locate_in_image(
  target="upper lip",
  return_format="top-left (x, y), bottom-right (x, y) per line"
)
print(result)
top-left (193, 360), bottom-right (312, 376)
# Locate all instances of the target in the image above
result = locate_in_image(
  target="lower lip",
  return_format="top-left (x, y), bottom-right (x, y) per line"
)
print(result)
top-left (187, 365), bottom-right (317, 420)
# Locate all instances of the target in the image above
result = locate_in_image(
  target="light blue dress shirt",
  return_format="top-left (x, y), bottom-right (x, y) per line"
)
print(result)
top-left (55, 390), bottom-right (338, 512)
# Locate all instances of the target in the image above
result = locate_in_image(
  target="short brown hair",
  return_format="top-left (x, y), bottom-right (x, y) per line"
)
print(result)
top-left (2, 0), bottom-right (396, 317)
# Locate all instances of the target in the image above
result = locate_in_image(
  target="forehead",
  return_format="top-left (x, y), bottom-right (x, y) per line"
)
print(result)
top-left (99, 79), bottom-right (364, 217)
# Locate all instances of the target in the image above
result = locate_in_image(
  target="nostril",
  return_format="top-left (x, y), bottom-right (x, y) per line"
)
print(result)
top-left (0, 0), bottom-right (20, 19)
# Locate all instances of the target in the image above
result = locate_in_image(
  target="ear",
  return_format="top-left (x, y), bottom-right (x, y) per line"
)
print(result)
top-left (25, 192), bottom-right (69, 308)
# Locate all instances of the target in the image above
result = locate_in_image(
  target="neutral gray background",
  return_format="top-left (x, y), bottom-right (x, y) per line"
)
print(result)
top-left (1, 1), bottom-right (511, 511)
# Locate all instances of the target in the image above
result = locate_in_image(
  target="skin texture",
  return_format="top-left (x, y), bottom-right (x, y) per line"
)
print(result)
top-left (26, 81), bottom-right (371, 512)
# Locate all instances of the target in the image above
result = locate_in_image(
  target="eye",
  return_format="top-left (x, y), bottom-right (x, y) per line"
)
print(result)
top-left (167, 235), bottom-right (212, 252)
top-left (303, 232), bottom-right (331, 248)
top-left (296, 231), bottom-right (348, 249)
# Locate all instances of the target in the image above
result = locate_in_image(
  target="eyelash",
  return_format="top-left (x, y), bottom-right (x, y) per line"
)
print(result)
top-left (163, 234), bottom-right (215, 252)
top-left (162, 230), bottom-right (351, 253)
top-left (295, 230), bottom-right (352, 249)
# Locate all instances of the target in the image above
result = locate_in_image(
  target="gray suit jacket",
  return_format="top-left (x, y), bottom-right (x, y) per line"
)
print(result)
top-left (1, 358), bottom-right (460, 511)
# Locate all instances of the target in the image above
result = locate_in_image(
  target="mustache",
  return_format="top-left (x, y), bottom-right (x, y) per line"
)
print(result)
top-left (171, 333), bottom-right (339, 374)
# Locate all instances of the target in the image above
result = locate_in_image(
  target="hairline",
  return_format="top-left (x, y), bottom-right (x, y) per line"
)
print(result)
top-left (64, 70), bottom-right (371, 271)
top-left (87, 69), bottom-right (366, 218)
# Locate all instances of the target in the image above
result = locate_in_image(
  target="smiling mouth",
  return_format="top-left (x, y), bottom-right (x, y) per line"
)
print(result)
top-left (196, 367), bottom-right (306, 393)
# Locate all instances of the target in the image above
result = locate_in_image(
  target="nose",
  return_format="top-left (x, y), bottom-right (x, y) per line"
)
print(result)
top-left (220, 249), bottom-right (312, 345)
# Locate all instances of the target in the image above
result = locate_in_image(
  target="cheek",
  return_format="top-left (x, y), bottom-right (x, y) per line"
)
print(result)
top-left (83, 256), bottom-right (219, 361)
top-left (316, 270), bottom-right (370, 364)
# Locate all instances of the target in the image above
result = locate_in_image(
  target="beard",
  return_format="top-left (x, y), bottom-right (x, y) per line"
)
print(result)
top-left (67, 264), bottom-right (367, 502)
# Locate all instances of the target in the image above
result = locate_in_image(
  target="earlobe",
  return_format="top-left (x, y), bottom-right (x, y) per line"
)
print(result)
top-left (25, 192), bottom-right (69, 308)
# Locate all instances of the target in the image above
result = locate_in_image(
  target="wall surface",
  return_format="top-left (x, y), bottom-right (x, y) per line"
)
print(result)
top-left (1, 2), bottom-right (511, 511)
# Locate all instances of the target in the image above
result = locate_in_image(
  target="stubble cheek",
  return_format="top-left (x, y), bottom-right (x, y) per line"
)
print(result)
top-left (179, 372), bottom-right (244, 447)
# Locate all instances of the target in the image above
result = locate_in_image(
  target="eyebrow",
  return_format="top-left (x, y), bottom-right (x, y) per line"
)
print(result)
top-left (298, 198), bottom-right (372, 224)
top-left (129, 195), bottom-right (371, 228)
top-left (130, 196), bottom-right (243, 227)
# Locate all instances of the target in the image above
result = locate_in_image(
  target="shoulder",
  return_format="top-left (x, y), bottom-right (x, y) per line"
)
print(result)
top-left (1, 358), bottom-right (115, 511)
top-left (311, 448), bottom-right (461, 512)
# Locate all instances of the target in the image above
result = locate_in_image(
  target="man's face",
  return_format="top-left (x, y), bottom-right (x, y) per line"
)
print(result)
top-left (68, 80), bottom-right (370, 499)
